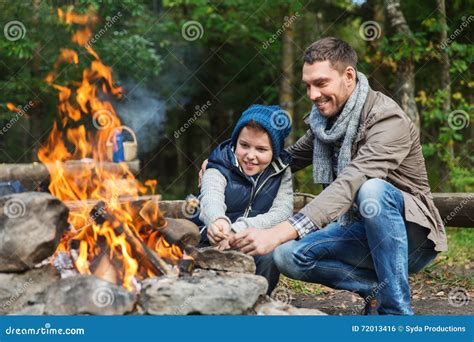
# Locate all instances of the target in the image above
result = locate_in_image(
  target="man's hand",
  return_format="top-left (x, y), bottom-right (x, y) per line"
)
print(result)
top-left (216, 238), bottom-right (231, 251)
top-left (207, 218), bottom-right (231, 245)
top-left (229, 221), bottom-right (298, 256)
top-left (198, 159), bottom-right (209, 187)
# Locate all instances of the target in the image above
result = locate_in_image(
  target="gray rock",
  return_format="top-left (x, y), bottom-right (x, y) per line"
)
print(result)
top-left (255, 300), bottom-right (327, 316)
top-left (0, 266), bottom-right (60, 315)
top-left (0, 192), bottom-right (69, 272)
top-left (44, 276), bottom-right (137, 315)
top-left (194, 247), bottom-right (256, 274)
top-left (8, 304), bottom-right (45, 315)
top-left (139, 269), bottom-right (267, 315)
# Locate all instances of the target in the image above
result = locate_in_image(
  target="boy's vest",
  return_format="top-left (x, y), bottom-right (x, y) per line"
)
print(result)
top-left (206, 139), bottom-right (291, 223)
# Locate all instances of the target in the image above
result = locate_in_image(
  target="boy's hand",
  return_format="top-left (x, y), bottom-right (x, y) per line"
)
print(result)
top-left (207, 218), bottom-right (231, 245)
top-left (198, 159), bottom-right (209, 187)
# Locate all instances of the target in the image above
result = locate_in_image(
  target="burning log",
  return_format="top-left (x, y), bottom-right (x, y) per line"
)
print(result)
top-left (138, 200), bottom-right (200, 249)
top-left (160, 218), bottom-right (201, 248)
top-left (92, 252), bottom-right (119, 284)
top-left (64, 195), bottom-right (161, 212)
top-left (89, 201), bottom-right (174, 277)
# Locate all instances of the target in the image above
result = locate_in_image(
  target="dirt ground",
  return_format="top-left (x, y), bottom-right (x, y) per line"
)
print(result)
top-left (292, 288), bottom-right (474, 315)
top-left (283, 265), bottom-right (474, 315)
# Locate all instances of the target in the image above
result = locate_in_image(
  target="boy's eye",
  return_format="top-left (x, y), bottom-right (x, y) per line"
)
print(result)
top-left (257, 148), bottom-right (268, 152)
top-left (240, 142), bottom-right (249, 148)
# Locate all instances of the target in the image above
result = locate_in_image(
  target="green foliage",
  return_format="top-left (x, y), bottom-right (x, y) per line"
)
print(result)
top-left (0, 0), bottom-right (471, 198)
top-left (98, 32), bottom-right (162, 82)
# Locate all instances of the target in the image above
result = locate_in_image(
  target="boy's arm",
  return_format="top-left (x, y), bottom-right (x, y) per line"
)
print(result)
top-left (231, 168), bottom-right (293, 233)
top-left (198, 168), bottom-right (231, 227)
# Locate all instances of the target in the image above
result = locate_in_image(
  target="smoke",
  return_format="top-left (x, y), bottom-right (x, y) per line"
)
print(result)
top-left (113, 81), bottom-right (165, 155)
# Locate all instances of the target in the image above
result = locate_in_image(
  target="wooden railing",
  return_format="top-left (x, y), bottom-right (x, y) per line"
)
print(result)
top-left (158, 192), bottom-right (474, 228)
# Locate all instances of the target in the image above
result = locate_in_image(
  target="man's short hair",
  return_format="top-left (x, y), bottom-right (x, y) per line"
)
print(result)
top-left (303, 37), bottom-right (358, 73)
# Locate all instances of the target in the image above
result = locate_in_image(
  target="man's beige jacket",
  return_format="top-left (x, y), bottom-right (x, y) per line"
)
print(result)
top-left (287, 88), bottom-right (447, 252)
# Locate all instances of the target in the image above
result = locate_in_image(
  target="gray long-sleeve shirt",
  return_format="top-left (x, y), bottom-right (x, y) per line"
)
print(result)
top-left (199, 167), bottom-right (294, 233)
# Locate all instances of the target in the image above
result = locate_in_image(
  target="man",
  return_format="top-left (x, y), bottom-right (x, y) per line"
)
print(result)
top-left (226, 37), bottom-right (447, 315)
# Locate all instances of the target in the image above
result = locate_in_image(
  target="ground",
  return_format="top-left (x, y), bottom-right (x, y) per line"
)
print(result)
top-left (276, 228), bottom-right (474, 315)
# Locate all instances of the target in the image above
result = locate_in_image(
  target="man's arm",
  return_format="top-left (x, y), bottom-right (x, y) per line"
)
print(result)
top-left (229, 220), bottom-right (298, 256)
top-left (286, 128), bottom-right (314, 173)
top-left (299, 111), bottom-right (413, 230)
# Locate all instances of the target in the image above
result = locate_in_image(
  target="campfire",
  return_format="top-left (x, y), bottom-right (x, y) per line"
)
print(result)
top-left (0, 6), bottom-right (325, 317)
top-left (31, 7), bottom-right (188, 291)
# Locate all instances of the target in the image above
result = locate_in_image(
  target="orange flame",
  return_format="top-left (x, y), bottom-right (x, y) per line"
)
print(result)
top-left (39, 8), bottom-right (181, 291)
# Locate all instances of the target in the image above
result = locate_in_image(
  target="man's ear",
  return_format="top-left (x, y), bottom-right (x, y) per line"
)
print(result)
top-left (344, 66), bottom-right (357, 87)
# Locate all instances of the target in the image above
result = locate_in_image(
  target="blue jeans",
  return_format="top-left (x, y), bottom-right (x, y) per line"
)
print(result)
top-left (198, 228), bottom-right (279, 295)
top-left (274, 178), bottom-right (438, 315)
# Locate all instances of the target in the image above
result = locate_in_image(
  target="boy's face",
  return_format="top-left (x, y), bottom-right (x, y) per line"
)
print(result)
top-left (235, 126), bottom-right (273, 176)
top-left (302, 60), bottom-right (356, 117)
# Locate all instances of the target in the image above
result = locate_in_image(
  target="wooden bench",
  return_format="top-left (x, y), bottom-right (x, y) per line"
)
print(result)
top-left (159, 192), bottom-right (474, 228)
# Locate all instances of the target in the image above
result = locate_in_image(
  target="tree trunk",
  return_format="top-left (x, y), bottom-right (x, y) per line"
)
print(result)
top-left (364, 0), bottom-right (387, 93)
top-left (279, 11), bottom-right (295, 145)
top-left (437, 0), bottom-right (453, 191)
top-left (437, 0), bottom-right (451, 113)
top-left (28, 0), bottom-right (43, 162)
top-left (384, 0), bottom-right (420, 129)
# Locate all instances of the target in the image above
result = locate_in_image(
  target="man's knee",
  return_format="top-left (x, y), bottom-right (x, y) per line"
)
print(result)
top-left (356, 178), bottom-right (403, 216)
top-left (357, 178), bottom-right (389, 203)
top-left (274, 241), bottom-right (306, 280)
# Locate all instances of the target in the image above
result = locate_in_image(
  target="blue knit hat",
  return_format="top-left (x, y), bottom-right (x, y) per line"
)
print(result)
top-left (231, 104), bottom-right (292, 157)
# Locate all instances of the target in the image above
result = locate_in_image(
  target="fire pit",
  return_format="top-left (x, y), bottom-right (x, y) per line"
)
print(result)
top-left (0, 7), bottom-right (325, 316)
top-left (0, 7), bottom-right (272, 316)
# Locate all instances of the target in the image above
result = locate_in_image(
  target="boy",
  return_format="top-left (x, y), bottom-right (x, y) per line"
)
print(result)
top-left (198, 104), bottom-right (293, 293)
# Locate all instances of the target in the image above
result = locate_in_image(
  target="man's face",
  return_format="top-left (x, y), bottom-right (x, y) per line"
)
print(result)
top-left (302, 60), bottom-right (356, 118)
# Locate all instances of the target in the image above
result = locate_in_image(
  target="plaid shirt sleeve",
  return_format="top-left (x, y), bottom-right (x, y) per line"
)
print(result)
top-left (288, 212), bottom-right (319, 239)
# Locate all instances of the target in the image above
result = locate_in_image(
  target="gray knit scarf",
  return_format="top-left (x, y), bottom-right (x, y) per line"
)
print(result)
top-left (309, 71), bottom-right (369, 225)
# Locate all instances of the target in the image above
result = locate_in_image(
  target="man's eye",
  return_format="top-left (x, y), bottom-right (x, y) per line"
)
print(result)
top-left (240, 142), bottom-right (248, 148)
top-left (257, 148), bottom-right (267, 152)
